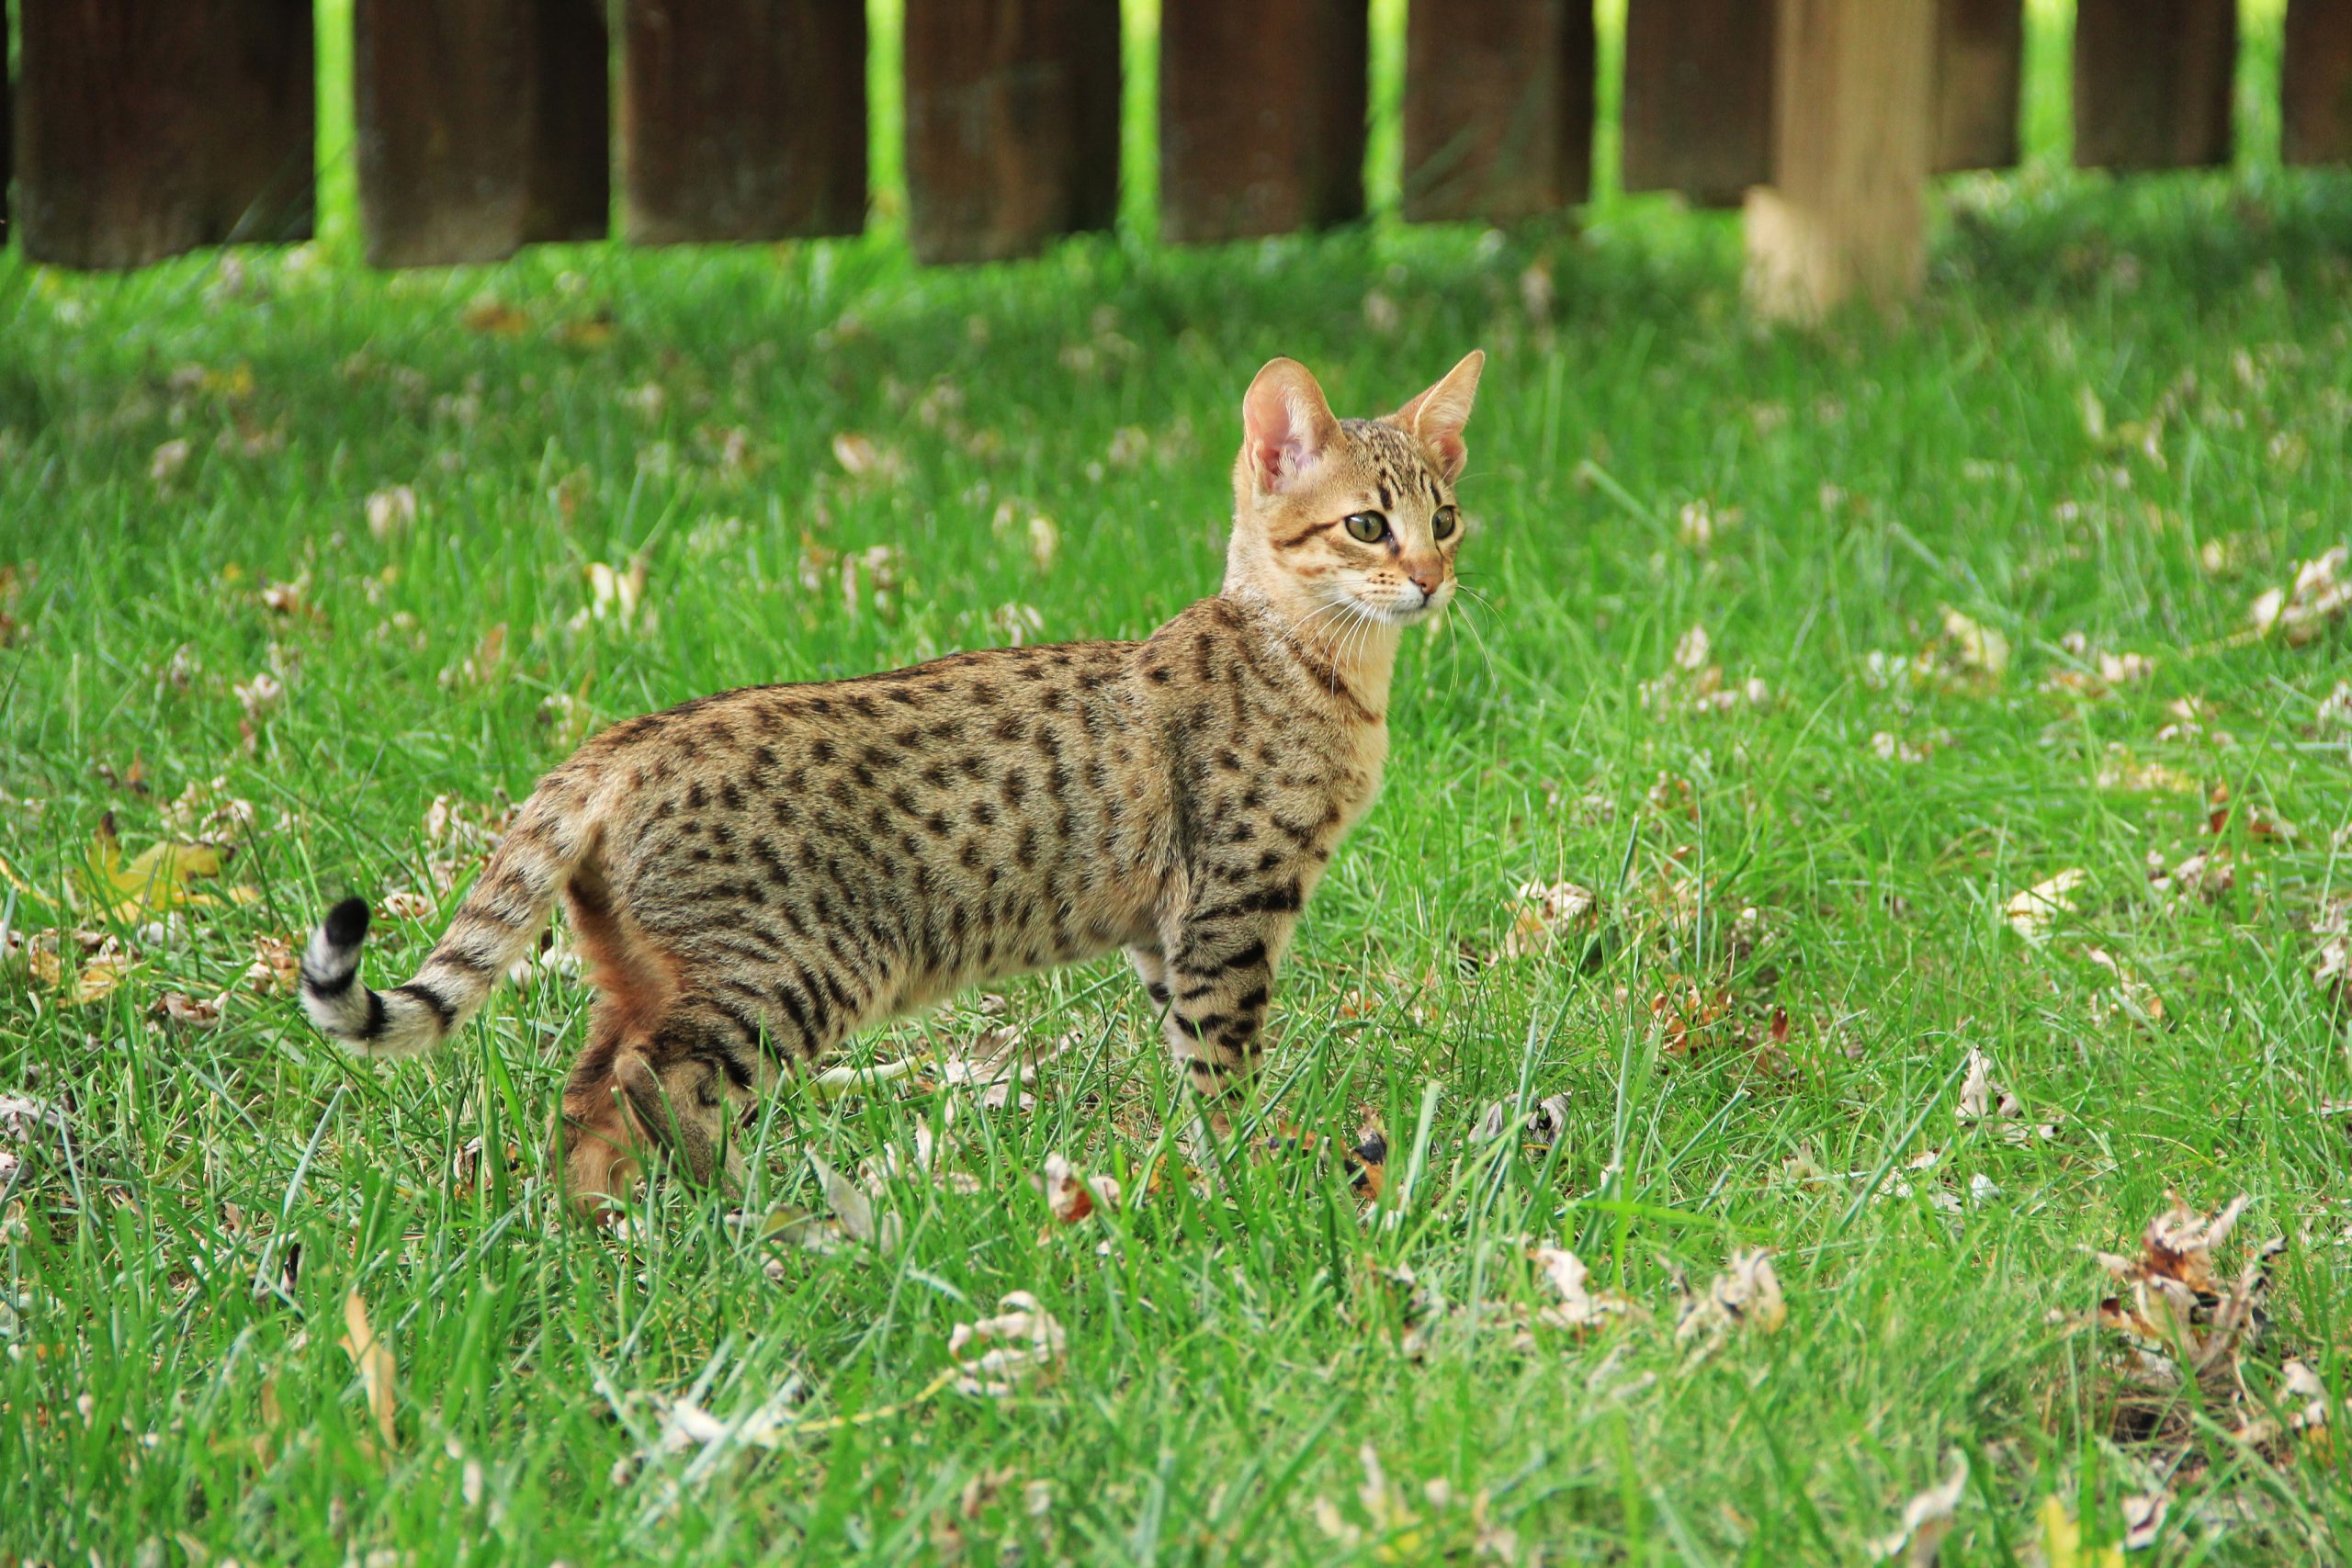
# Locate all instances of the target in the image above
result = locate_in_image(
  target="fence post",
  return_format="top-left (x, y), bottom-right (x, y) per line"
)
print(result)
top-left (903, 0), bottom-right (1119, 264)
top-left (1401, 0), bottom-right (1592, 223)
top-left (1935, 0), bottom-right (2022, 172)
top-left (17, 1), bottom-right (314, 268)
top-left (2284, 0), bottom-right (2352, 164)
top-left (1160, 0), bottom-right (1367, 243)
top-left (356, 0), bottom-right (610, 267)
top-left (2073, 0), bottom-right (2234, 170)
top-left (1746, 0), bottom-right (1936, 321)
top-left (621, 0), bottom-right (866, 244)
top-left (1621, 0), bottom-right (1773, 207)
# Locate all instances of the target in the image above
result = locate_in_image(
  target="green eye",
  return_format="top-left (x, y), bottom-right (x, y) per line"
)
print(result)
top-left (1433, 505), bottom-right (1459, 540)
top-left (1342, 512), bottom-right (1388, 544)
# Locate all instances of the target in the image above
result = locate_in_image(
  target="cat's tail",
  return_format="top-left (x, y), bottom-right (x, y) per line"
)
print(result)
top-left (300, 789), bottom-right (592, 1058)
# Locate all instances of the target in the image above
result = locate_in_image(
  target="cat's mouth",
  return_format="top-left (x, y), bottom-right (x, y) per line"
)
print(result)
top-left (1352, 587), bottom-right (1448, 626)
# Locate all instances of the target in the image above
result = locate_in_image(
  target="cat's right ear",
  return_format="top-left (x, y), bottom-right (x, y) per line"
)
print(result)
top-left (1241, 358), bottom-right (1340, 496)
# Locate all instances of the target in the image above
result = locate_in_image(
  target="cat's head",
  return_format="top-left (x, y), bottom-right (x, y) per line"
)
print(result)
top-left (1224, 351), bottom-right (1485, 635)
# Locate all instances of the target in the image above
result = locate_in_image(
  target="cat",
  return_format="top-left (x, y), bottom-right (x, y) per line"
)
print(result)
top-left (301, 350), bottom-right (1485, 1212)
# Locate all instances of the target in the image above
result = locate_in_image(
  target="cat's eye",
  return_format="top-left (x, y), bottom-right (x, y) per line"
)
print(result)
top-left (1342, 512), bottom-right (1389, 544)
top-left (1432, 506), bottom-right (1459, 541)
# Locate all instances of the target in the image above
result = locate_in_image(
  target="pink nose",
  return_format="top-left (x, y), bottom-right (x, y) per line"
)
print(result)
top-left (1406, 564), bottom-right (1442, 596)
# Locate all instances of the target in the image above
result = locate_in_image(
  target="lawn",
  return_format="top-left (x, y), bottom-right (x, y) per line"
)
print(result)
top-left (6, 2), bottom-right (2352, 1563)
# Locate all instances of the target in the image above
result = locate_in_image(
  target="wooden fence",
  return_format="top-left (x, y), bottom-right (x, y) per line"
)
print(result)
top-left (6, 2), bottom-right (2351, 315)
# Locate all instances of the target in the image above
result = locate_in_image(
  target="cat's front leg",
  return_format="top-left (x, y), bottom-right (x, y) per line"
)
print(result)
top-left (1158, 894), bottom-right (1291, 1103)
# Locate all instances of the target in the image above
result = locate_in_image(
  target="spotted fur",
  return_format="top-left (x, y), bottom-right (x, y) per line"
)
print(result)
top-left (300, 351), bottom-right (1485, 1211)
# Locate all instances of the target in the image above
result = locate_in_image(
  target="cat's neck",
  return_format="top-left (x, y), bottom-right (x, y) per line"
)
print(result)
top-left (1221, 582), bottom-right (1400, 720)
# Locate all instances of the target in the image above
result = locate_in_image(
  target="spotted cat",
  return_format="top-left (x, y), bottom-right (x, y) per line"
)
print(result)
top-left (301, 351), bottom-right (1485, 1210)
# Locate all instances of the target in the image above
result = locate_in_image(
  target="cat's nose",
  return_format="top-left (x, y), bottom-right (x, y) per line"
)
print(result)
top-left (1404, 561), bottom-right (1442, 597)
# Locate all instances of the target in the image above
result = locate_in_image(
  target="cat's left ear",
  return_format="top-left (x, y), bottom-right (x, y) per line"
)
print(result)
top-left (1387, 349), bottom-right (1485, 482)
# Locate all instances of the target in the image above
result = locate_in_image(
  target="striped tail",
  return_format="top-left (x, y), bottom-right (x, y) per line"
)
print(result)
top-left (300, 797), bottom-right (584, 1058)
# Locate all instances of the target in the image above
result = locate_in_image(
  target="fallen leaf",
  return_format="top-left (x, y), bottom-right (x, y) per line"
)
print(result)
top-left (1674, 1248), bottom-right (1786, 1347)
top-left (1940, 606), bottom-right (2011, 679)
top-left (69, 947), bottom-right (134, 1006)
top-left (340, 1290), bottom-right (399, 1455)
top-left (2248, 544), bottom-right (2348, 645)
top-left (940, 1026), bottom-right (1077, 1111)
top-left (1034, 1152), bottom-right (1121, 1224)
top-left (1500, 881), bottom-right (1600, 961)
top-left (2120, 1491), bottom-right (2168, 1551)
top-left (364, 485), bottom-right (419, 540)
top-left (460, 294), bottom-right (528, 336)
top-left (809, 1153), bottom-right (900, 1253)
top-left (151, 990), bottom-right (223, 1030)
top-left (1866, 1453), bottom-right (1968, 1566)
top-left (949, 1292), bottom-right (1067, 1398)
top-left (1530, 1244), bottom-right (1639, 1332)
top-left (2005, 869), bottom-right (2086, 946)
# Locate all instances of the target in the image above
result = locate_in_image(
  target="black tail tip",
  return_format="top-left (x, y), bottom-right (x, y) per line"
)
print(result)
top-left (323, 896), bottom-right (372, 949)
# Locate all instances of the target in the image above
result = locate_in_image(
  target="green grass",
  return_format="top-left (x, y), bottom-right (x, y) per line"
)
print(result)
top-left (6, 3), bottom-right (2352, 1563)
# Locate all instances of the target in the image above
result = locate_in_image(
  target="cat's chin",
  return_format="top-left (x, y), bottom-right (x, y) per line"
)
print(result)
top-left (1351, 597), bottom-right (1442, 627)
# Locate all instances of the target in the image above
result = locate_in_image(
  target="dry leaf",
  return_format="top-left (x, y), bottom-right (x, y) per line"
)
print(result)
top-left (2005, 869), bottom-right (2086, 946)
top-left (809, 1153), bottom-right (900, 1253)
top-left (1939, 607), bottom-right (2011, 679)
top-left (2248, 545), bottom-right (2347, 645)
top-left (460, 294), bottom-right (528, 336)
top-left (1500, 881), bottom-right (1599, 961)
top-left (69, 947), bottom-right (134, 1006)
top-left (1865, 1454), bottom-right (1968, 1566)
top-left (940, 1026), bottom-right (1077, 1111)
top-left (1035, 1153), bottom-right (1121, 1224)
top-left (949, 1292), bottom-right (1067, 1398)
top-left (151, 990), bottom-right (223, 1030)
top-left (340, 1290), bottom-right (399, 1454)
top-left (1674, 1248), bottom-right (1786, 1347)
top-left (243, 934), bottom-right (299, 996)
top-left (1530, 1245), bottom-right (1638, 1332)
top-left (364, 485), bottom-right (419, 540)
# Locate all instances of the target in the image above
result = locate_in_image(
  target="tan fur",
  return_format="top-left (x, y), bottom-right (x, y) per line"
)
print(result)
top-left (301, 352), bottom-right (1485, 1213)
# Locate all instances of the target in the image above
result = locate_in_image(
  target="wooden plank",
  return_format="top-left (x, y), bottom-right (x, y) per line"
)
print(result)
top-left (1934, 0), bottom-right (2021, 172)
top-left (525, 0), bottom-right (615, 243)
top-left (1401, 0), bottom-right (1594, 223)
top-left (621, 0), bottom-right (866, 245)
top-left (2284, 0), bottom-right (2352, 164)
top-left (1160, 0), bottom-right (1367, 243)
top-left (2073, 0), bottom-right (2234, 171)
top-left (1621, 0), bottom-right (1774, 207)
top-left (17, 0), bottom-right (314, 268)
top-left (903, 0), bottom-right (1119, 265)
top-left (356, 0), bottom-right (609, 266)
top-left (2, 3), bottom-right (12, 249)
top-left (1746, 0), bottom-right (1935, 320)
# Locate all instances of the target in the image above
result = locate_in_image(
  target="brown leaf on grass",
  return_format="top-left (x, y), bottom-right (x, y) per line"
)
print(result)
top-left (160, 775), bottom-right (257, 845)
top-left (1674, 1248), bottom-right (1785, 1347)
top-left (1939, 606), bottom-right (2010, 680)
top-left (2247, 544), bottom-right (2348, 645)
top-left (379, 889), bottom-right (435, 921)
top-left (1034, 1152), bottom-right (1121, 1224)
top-left (1530, 1245), bottom-right (1640, 1333)
top-left (2005, 870), bottom-right (2086, 946)
top-left (340, 1290), bottom-right (399, 1454)
top-left (439, 623), bottom-right (507, 690)
top-left (68, 945), bottom-right (134, 1006)
top-left (831, 432), bottom-right (909, 482)
top-left (2075, 1191), bottom-right (2281, 1436)
top-left (948, 1292), bottom-right (1066, 1398)
top-left (809, 1153), bottom-right (901, 1253)
top-left (364, 484), bottom-right (419, 540)
top-left (2045, 632), bottom-right (2154, 695)
top-left (939, 1026), bottom-right (1078, 1111)
top-left (1499, 880), bottom-right (1599, 961)
top-left (243, 934), bottom-right (299, 996)
top-left (460, 294), bottom-right (528, 336)
top-left (2315, 900), bottom-right (2349, 1010)
top-left (150, 990), bottom-right (223, 1030)
top-left (1865, 1453), bottom-right (1968, 1566)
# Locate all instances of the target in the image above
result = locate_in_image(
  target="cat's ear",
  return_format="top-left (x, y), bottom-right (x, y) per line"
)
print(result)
top-left (1388, 349), bottom-right (1485, 482)
top-left (1241, 358), bottom-right (1340, 495)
